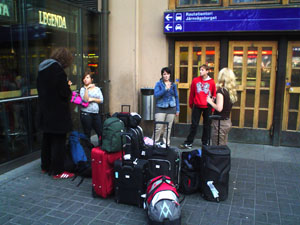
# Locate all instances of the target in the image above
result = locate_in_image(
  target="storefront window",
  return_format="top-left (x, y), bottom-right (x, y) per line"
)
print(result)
top-left (0, 0), bottom-right (101, 166)
top-left (231, 0), bottom-right (279, 4)
top-left (26, 0), bottom-right (80, 94)
top-left (178, 0), bottom-right (220, 6)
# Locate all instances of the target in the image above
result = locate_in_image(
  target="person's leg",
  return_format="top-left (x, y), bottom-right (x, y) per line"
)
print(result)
top-left (185, 107), bottom-right (201, 144)
top-left (50, 133), bottom-right (67, 175)
top-left (153, 113), bottom-right (167, 144)
top-left (201, 108), bottom-right (211, 145)
top-left (80, 112), bottom-right (92, 138)
top-left (91, 113), bottom-right (102, 144)
top-left (219, 119), bottom-right (232, 145)
top-left (163, 113), bottom-right (176, 146)
top-left (41, 132), bottom-right (51, 172)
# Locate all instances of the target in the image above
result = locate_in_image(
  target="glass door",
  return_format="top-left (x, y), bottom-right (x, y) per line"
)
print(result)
top-left (175, 41), bottom-right (220, 123)
top-left (228, 41), bottom-right (277, 129)
top-left (282, 42), bottom-right (300, 131)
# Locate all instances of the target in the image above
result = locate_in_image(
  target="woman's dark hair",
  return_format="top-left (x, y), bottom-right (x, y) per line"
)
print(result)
top-left (82, 68), bottom-right (93, 83)
top-left (50, 47), bottom-right (74, 69)
top-left (161, 67), bottom-right (171, 76)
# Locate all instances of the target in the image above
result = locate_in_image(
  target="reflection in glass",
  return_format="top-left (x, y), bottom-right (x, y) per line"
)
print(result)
top-left (233, 68), bottom-right (242, 85)
top-left (247, 47), bottom-right (257, 67)
top-left (288, 112), bottom-right (298, 130)
top-left (289, 94), bottom-right (299, 110)
top-left (258, 110), bottom-right (268, 128)
top-left (247, 68), bottom-right (257, 87)
top-left (193, 47), bottom-right (201, 66)
top-left (179, 0), bottom-right (199, 5)
top-left (193, 67), bottom-right (198, 79)
top-left (180, 67), bottom-right (188, 83)
top-left (180, 47), bottom-right (188, 65)
top-left (244, 110), bottom-right (254, 127)
top-left (231, 109), bottom-right (240, 126)
top-left (246, 90), bottom-right (255, 107)
top-left (291, 69), bottom-right (300, 87)
top-left (260, 90), bottom-right (269, 108)
top-left (261, 69), bottom-right (270, 87)
top-left (0, 101), bottom-right (29, 164)
top-left (233, 47), bottom-right (243, 67)
top-left (179, 89), bottom-right (187, 104)
top-left (206, 47), bottom-right (215, 69)
top-left (179, 105), bottom-right (187, 123)
top-left (233, 92), bottom-right (241, 107)
top-left (292, 47), bottom-right (300, 68)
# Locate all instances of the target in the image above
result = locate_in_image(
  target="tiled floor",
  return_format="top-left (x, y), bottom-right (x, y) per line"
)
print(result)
top-left (0, 137), bottom-right (300, 225)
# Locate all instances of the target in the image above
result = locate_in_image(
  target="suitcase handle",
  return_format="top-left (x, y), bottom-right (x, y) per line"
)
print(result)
top-left (153, 121), bottom-right (169, 148)
top-left (120, 132), bottom-right (133, 164)
top-left (209, 115), bottom-right (222, 145)
top-left (121, 105), bottom-right (131, 113)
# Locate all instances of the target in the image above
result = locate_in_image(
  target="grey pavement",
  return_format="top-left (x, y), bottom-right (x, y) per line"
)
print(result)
top-left (1, 137), bottom-right (300, 225)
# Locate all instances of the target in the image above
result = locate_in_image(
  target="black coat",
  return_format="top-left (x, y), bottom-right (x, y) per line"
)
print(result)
top-left (37, 60), bottom-right (72, 133)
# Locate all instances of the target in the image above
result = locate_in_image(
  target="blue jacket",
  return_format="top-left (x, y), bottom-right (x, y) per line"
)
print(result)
top-left (154, 79), bottom-right (180, 113)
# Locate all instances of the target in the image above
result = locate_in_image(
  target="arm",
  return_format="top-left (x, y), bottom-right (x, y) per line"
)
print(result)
top-left (189, 80), bottom-right (195, 108)
top-left (89, 87), bottom-right (103, 104)
top-left (207, 93), bottom-right (224, 112)
top-left (173, 84), bottom-right (180, 116)
top-left (154, 82), bottom-right (167, 98)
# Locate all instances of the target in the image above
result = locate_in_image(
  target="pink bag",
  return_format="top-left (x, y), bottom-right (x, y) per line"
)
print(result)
top-left (70, 91), bottom-right (89, 107)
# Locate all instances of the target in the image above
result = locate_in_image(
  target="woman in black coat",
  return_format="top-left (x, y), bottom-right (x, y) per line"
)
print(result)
top-left (37, 47), bottom-right (74, 179)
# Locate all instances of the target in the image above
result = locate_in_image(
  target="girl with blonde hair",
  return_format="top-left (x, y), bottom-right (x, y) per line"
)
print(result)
top-left (207, 68), bottom-right (238, 145)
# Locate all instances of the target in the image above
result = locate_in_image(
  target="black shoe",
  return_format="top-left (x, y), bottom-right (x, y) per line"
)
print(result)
top-left (179, 143), bottom-right (193, 149)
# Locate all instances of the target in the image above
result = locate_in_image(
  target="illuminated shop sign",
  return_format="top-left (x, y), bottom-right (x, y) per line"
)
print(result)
top-left (0, 0), bottom-right (15, 22)
top-left (164, 8), bottom-right (300, 33)
top-left (0, 3), bottom-right (9, 16)
top-left (39, 10), bottom-right (67, 29)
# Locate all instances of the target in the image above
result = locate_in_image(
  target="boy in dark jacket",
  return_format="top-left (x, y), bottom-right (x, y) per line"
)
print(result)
top-left (180, 64), bottom-right (216, 149)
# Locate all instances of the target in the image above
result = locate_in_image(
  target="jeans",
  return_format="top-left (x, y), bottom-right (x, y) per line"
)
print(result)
top-left (185, 106), bottom-right (211, 145)
top-left (80, 111), bottom-right (102, 140)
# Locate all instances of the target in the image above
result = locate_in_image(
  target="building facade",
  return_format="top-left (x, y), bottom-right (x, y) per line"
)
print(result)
top-left (108, 0), bottom-right (300, 147)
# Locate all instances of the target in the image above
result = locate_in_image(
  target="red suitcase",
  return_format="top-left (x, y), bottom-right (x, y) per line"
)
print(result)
top-left (91, 147), bottom-right (122, 198)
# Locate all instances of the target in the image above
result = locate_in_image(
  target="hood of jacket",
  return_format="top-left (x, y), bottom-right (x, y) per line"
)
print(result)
top-left (38, 59), bottom-right (61, 72)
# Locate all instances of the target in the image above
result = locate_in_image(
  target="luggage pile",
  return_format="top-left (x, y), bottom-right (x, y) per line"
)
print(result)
top-left (78, 105), bottom-right (231, 224)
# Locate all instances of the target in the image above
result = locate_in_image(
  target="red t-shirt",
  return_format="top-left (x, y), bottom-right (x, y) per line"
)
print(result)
top-left (189, 76), bottom-right (216, 108)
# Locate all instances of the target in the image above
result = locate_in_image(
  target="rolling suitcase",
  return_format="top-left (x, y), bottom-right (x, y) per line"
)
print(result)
top-left (146, 121), bottom-right (180, 186)
top-left (91, 146), bottom-right (122, 198)
top-left (200, 115), bottom-right (231, 202)
top-left (114, 133), bottom-right (148, 207)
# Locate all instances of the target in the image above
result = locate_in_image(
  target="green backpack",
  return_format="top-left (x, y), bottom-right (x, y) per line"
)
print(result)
top-left (102, 117), bottom-right (125, 152)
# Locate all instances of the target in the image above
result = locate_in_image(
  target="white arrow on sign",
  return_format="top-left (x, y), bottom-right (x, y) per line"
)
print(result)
top-left (165, 14), bottom-right (173, 21)
top-left (165, 24), bottom-right (173, 31)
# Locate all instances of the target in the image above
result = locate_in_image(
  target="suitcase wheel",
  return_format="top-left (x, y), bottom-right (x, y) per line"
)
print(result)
top-left (92, 187), bottom-right (97, 198)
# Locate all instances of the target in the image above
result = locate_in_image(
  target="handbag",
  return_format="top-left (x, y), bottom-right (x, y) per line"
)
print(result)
top-left (70, 91), bottom-right (89, 107)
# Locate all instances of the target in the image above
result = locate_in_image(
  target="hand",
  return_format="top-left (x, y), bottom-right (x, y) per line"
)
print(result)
top-left (207, 95), bottom-right (213, 105)
top-left (88, 84), bottom-right (95, 89)
top-left (68, 80), bottom-right (72, 86)
top-left (176, 112), bottom-right (179, 116)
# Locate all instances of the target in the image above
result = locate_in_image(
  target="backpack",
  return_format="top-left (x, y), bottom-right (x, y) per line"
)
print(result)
top-left (69, 131), bottom-right (94, 185)
top-left (145, 175), bottom-right (181, 225)
top-left (102, 117), bottom-right (125, 152)
top-left (179, 150), bottom-right (201, 195)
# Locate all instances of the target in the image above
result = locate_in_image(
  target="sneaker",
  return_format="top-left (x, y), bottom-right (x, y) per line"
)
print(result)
top-left (159, 143), bottom-right (166, 148)
top-left (180, 143), bottom-right (193, 149)
top-left (53, 171), bottom-right (75, 179)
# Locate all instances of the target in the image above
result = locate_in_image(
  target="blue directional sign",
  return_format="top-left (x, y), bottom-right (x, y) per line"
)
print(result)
top-left (164, 8), bottom-right (300, 33)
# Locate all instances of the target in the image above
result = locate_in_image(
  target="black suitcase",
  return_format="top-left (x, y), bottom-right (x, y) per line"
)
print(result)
top-left (127, 126), bottom-right (145, 159)
top-left (200, 115), bottom-right (231, 202)
top-left (114, 133), bottom-right (148, 208)
top-left (146, 121), bottom-right (180, 186)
